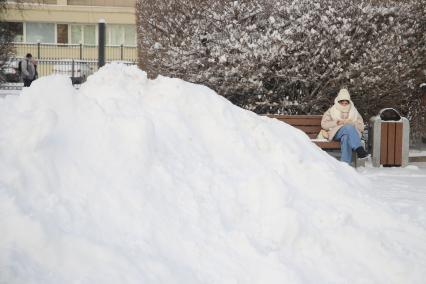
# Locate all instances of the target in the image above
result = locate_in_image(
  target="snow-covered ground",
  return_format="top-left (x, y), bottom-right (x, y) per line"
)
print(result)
top-left (0, 89), bottom-right (21, 98)
top-left (358, 163), bottom-right (426, 229)
top-left (0, 64), bottom-right (425, 283)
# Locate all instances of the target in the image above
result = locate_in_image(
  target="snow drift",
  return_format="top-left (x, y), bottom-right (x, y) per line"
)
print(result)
top-left (0, 64), bottom-right (425, 283)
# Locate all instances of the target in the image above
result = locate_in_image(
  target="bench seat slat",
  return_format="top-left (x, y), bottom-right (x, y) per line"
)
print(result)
top-left (268, 115), bottom-right (323, 119)
top-left (314, 141), bottom-right (341, 149)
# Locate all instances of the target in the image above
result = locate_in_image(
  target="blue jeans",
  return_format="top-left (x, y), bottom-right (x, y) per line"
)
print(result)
top-left (333, 125), bottom-right (362, 164)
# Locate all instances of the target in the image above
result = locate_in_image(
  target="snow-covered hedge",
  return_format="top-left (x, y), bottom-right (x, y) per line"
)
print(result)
top-left (136, 0), bottom-right (426, 140)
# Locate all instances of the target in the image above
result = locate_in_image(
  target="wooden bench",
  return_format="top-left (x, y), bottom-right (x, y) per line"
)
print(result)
top-left (267, 115), bottom-right (340, 149)
top-left (267, 114), bottom-right (365, 166)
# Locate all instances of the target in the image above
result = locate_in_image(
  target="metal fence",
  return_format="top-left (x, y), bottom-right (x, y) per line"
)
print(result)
top-left (39, 59), bottom-right (99, 84)
top-left (13, 42), bottom-right (137, 62)
top-left (1, 43), bottom-right (138, 90)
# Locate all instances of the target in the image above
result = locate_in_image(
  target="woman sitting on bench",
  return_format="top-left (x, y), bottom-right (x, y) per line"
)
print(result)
top-left (320, 88), bottom-right (369, 164)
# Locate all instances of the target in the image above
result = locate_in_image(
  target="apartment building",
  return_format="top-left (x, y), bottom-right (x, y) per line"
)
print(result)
top-left (4, 0), bottom-right (137, 46)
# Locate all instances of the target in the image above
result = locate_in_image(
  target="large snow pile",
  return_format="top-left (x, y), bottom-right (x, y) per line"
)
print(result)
top-left (0, 64), bottom-right (425, 283)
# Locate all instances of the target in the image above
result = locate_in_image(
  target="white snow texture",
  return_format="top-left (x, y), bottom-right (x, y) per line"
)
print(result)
top-left (0, 64), bottom-right (425, 283)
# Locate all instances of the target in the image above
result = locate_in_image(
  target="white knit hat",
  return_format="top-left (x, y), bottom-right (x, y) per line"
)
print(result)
top-left (335, 88), bottom-right (351, 103)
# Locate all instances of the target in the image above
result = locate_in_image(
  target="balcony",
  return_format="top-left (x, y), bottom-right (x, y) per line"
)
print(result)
top-left (67, 0), bottom-right (136, 7)
top-left (8, 0), bottom-right (136, 7)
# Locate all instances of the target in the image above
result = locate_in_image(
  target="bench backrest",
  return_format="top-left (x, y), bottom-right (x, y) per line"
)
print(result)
top-left (267, 115), bottom-right (322, 139)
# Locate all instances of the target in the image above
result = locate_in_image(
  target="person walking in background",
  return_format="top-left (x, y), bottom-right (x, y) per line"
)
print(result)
top-left (320, 88), bottom-right (369, 164)
top-left (32, 58), bottom-right (38, 81)
top-left (21, 53), bottom-right (36, 87)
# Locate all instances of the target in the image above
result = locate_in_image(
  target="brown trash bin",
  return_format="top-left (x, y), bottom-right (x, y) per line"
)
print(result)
top-left (369, 108), bottom-right (409, 167)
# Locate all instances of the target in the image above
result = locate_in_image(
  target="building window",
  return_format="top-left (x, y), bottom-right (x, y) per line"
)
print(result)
top-left (106, 24), bottom-right (136, 46)
top-left (13, 22), bottom-right (24, 42)
top-left (70, 25), bottom-right (82, 44)
top-left (26, 22), bottom-right (55, 43)
top-left (19, 23), bottom-right (135, 45)
top-left (57, 24), bottom-right (68, 44)
top-left (84, 25), bottom-right (96, 45)
top-left (0, 22), bottom-right (23, 42)
top-left (124, 25), bottom-right (136, 46)
top-left (70, 24), bottom-right (96, 45)
top-left (108, 25), bottom-right (122, 46)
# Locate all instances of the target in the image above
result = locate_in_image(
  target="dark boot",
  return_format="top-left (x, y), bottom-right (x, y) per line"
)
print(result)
top-left (355, 146), bottom-right (369, 159)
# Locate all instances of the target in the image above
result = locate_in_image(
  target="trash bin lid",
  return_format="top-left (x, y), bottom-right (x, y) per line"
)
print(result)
top-left (379, 108), bottom-right (402, 121)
